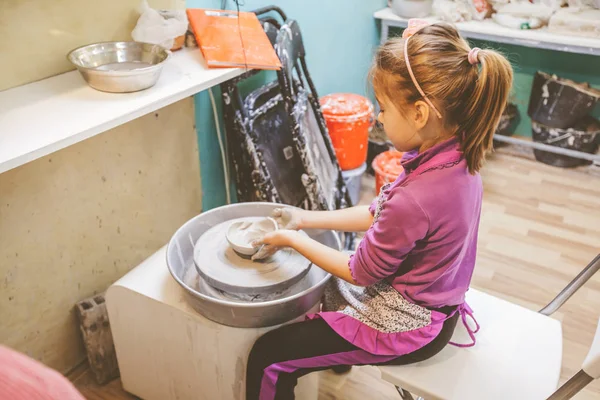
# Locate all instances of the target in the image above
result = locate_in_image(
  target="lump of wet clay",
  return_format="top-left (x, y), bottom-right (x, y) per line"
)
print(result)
top-left (226, 217), bottom-right (278, 256)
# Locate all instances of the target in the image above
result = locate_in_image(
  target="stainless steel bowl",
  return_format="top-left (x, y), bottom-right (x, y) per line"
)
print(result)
top-left (67, 41), bottom-right (170, 93)
top-left (166, 203), bottom-right (340, 328)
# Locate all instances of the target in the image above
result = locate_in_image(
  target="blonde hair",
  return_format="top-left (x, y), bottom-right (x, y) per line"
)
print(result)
top-left (370, 23), bottom-right (513, 174)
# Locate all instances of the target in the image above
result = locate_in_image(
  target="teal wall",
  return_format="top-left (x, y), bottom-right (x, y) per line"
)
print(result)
top-left (190, 5), bottom-right (600, 210)
top-left (187, 0), bottom-right (386, 210)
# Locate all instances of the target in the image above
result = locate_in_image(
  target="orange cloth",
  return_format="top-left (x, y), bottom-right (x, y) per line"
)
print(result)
top-left (186, 8), bottom-right (282, 70)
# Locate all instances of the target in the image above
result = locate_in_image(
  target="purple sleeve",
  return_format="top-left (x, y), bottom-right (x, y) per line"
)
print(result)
top-left (349, 188), bottom-right (429, 286)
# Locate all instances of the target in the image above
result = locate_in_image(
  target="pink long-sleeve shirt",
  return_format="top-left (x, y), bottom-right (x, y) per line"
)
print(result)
top-left (349, 137), bottom-right (482, 308)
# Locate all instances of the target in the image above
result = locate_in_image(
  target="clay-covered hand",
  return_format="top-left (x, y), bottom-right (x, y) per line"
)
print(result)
top-left (271, 208), bottom-right (303, 231)
top-left (251, 244), bottom-right (279, 261)
top-left (250, 230), bottom-right (296, 261)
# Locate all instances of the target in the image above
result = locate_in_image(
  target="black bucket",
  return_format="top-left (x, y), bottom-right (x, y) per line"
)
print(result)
top-left (528, 71), bottom-right (600, 129)
top-left (493, 103), bottom-right (519, 149)
top-left (531, 116), bottom-right (600, 168)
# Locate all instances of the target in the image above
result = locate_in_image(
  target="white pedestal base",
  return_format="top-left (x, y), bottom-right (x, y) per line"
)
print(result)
top-left (106, 246), bottom-right (319, 400)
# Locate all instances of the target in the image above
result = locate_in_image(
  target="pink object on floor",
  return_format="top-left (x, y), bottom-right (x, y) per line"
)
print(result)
top-left (0, 345), bottom-right (85, 400)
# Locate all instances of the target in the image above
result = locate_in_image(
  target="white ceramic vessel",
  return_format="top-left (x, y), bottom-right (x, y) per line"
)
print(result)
top-left (390, 0), bottom-right (433, 18)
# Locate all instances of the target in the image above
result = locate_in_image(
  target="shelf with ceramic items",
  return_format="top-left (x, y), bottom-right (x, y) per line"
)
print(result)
top-left (0, 48), bottom-right (244, 175)
top-left (374, 7), bottom-right (600, 56)
top-left (374, 7), bottom-right (600, 165)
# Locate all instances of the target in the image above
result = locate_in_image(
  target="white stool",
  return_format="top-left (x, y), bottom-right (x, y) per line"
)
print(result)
top-left (378, 254), bottom-right (600, 400)
top-left (106, 246), bottom-right (319, 400)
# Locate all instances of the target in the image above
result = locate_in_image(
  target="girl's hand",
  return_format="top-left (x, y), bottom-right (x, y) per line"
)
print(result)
top-left (254, 229), bottom-right (357, 284)
top-left (271, 208), bottom-right (304, 230)
top-left (251, 230), bottom-right (296, 261)
top-left (273, 206), bottom-right (373, 233)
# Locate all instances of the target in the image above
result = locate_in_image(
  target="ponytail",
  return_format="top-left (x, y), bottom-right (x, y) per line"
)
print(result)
top-left (371, 23), bottom-right (513, 174)
top-left (460, 50), bottom-right (513, 174)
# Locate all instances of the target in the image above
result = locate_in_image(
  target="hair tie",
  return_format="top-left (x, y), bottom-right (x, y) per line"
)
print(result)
top-left (402, 18), bottom-right (430, 39)
top-left (468, 48), bottom-right (481, 65)
top-left (402, 19), bottom-right (443, 119)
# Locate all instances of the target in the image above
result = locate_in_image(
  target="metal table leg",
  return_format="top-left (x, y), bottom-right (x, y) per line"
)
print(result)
top-left (381, 21), bottom-right (390, 45)
top-left (396, 386), bottom-right (424, 400)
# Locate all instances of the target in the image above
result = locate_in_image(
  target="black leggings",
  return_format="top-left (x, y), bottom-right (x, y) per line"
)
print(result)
top-left (246, 311), bottom-right (459, 400)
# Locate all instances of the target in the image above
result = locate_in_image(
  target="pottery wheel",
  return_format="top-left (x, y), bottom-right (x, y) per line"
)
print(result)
top-left (193, 217), bottom-right (312, 295)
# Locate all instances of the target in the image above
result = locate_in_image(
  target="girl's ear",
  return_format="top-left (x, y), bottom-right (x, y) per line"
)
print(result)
top-left (413, 100), bottom-right (430, 130)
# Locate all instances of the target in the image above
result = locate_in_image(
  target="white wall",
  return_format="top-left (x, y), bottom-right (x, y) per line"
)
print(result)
top-left (0, 0), bottom-right (202, 373)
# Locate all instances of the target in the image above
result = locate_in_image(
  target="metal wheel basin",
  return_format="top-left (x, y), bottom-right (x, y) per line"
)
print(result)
top-left (166, 202), bottom-right (340, 328)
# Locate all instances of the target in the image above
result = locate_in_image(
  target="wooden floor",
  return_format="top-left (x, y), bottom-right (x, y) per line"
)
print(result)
top-left (71, 152), bottom-right (600, 399)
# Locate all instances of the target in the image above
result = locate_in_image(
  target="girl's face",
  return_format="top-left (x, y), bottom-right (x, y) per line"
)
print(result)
top-left (376, 94), bottom-right (424, 153)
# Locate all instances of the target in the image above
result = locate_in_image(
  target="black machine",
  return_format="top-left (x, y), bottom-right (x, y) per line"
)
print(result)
top-left (220, 6), bottom-right (356, 250)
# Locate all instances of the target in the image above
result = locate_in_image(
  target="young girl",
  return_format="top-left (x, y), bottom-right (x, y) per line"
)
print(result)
top-left (246, 19), bottom-right (513, 400)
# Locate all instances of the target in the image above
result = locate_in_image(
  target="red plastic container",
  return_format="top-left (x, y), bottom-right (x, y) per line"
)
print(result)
top-left (372, 150), bottom-right (404, 195)
top-left (320, 93), bottom-right (374, 171)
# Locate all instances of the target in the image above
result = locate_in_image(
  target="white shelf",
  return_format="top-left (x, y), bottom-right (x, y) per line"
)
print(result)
top-left (374, 8), bottom-right (600, 56)
top-left (0, 48), bottom-right (244, 174)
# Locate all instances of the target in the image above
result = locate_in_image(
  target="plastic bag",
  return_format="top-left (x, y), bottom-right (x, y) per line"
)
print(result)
top-left (488, 0), bottom-right (566, 10)
top-left (567, 0), bottom-right (600, 9)
top-left (493, 2), bottom-right (555, 23)
top-left (467, 0), bottom-right (493, 20)
top-left (492, 13), bottom-right (545, 29)
top-left (131, 0), bottom-right (189, 50)
top-left (487, 0), bottom-right (511, 9)
top-left (538, 0), bottom-right (568, 11)
top-left (432, 0), bottom-right (491, 22)
top-left (549, 8), bottom-right (600, 37)
top-left (432, 0), bottom-right (473, 22)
